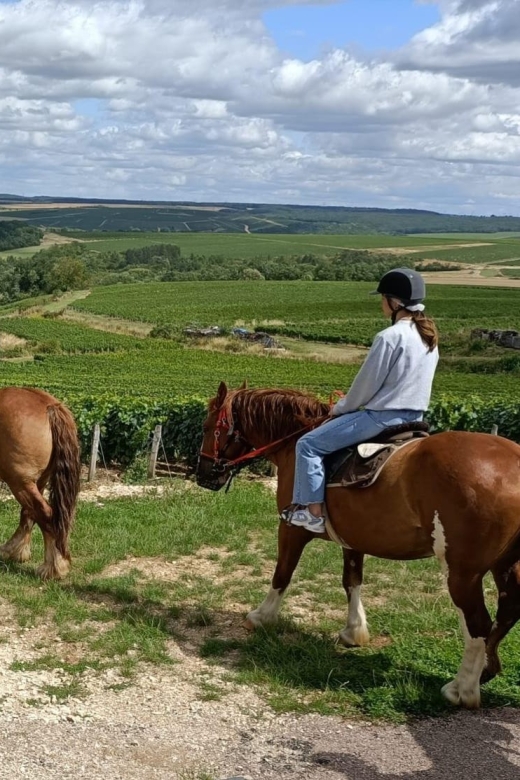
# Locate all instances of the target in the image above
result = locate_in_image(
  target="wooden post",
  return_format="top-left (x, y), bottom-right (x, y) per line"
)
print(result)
top-left (491, 424), bottom-right (498, 436)
top-left (88, 424), bottom-right (101, 482)
top-left (148, 425), bottom-right (162, 479)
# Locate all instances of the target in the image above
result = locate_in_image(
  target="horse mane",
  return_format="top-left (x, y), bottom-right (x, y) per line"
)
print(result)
top-left (219, 388), bottom-right (329, 442)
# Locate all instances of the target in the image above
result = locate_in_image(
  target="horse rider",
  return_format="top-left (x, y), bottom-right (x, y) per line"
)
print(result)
top-left (282, 267), bottom-right (439, 534)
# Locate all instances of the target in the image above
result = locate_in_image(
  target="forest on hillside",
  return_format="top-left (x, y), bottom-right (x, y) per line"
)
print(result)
top-left (2, 197), bottom-right (520, 234)
top-left (0, 220), bottom-right (42, 251)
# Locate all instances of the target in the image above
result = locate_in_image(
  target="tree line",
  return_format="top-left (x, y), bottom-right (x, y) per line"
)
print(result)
top-left (0, 241), bottom-right (447, 304)
top-left (0, 221), bottom-right (42, 252)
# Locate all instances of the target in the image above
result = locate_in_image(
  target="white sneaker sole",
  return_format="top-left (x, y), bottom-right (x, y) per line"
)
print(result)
top-left (289, 517), bottom-right (325, 534)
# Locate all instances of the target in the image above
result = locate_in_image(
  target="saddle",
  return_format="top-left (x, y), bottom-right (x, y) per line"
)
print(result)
top-left (325, 421), bottom-right (430, 489)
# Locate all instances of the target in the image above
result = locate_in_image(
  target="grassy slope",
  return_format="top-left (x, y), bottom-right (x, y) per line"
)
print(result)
top-left (1, 484), bottom-right (518, 722)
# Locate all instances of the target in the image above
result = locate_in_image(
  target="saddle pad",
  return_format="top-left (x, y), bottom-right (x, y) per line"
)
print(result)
top-left (326, 427), bottom-right (429, 489)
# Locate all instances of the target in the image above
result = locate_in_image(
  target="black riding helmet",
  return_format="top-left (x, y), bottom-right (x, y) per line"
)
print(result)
top-left (371, 268), bottom-right (426, 306)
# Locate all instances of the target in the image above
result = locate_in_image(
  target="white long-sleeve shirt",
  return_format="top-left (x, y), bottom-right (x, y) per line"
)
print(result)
top-left (332, 319), bottom-right (439, 415)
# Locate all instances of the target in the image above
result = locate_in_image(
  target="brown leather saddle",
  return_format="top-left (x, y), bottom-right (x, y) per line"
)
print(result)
top-left (325, 422), bottom-right (430, 489)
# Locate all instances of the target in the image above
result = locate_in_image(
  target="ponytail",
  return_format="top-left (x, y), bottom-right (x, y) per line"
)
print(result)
top-left (387, 296), bottom-right (439, 351)
top-left (409, 311), bottom-right (438, 352)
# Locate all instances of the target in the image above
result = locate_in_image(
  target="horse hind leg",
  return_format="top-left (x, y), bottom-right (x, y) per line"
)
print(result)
top-left (245, 523), bottom-right (312, 629)
top-left (482, 548), bottom-right (520, 685)
top-left (0, 473), bottom-right (52, 564)
top-left (442, 572), bottom-right (493, 709)
top-left (12, 482), bottom-right (70, 580)
top-left (0, 507), bottom-right (35, 564)
top-left (339, 550), bottom-right (370, 647)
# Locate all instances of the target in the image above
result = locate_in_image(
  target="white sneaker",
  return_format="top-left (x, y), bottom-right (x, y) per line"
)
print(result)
top-left (286, 507), bottom-right (326, 534)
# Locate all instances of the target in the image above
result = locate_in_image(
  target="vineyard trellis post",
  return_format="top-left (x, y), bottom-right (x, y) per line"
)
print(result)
top-left (148, 424), bottom-right (162, 479)
top-left (88, 423), bottom-right (101, 482)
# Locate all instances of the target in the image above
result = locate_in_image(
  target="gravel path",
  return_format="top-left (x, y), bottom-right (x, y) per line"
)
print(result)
top-left (1, 633), bottom-right (519, 780)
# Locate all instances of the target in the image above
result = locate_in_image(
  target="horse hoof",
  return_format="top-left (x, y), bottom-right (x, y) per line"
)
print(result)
top-left (245, 610), bottom-right (265, 629)
top-left (441, 680), bottom-right (481, 709)
top-left (339, 626), bottom-right (370, 648)
top-left (0, 543), bottom-right (31, 564)
top-left (36, 557), bottom-right (71, 581)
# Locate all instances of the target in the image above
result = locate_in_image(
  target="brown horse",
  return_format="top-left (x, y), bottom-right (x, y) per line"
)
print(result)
top-left (197, 382), bottom-right (520, 710)
top-left (0, 387), bottom-right (80, 580)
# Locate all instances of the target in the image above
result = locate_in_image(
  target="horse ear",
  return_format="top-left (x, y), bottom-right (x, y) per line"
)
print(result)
top-left (239, 379), bottom-right (248, 390)
top-left (216, 381), bottom-right (228, 407)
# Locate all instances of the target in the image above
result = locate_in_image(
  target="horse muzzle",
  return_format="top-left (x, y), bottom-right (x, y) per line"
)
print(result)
top-left (196, 456), bottom-right (230, 491)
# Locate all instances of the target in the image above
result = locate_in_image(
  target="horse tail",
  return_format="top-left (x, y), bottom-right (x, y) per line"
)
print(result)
top-left (47, 403), bottom-right (81, 557)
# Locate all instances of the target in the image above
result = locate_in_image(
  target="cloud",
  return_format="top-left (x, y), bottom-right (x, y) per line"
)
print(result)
top-left (0, 0), bottom-right (519, 214)
top-left (399, 0), bottom-right (520, 87)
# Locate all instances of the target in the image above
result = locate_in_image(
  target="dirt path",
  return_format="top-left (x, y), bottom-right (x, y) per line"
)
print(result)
top-left (423, 270), bottom-right (520, 287)
top-left (0, 654), bottom-right (518, 780)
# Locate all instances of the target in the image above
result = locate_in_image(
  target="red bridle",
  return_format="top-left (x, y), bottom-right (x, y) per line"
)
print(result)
top-left (199, 389), bottom-right (345, 474)
top-left (199, 406), bottom-right (316, 472)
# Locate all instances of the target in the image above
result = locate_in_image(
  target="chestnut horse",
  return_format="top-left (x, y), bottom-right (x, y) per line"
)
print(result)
top-left (197, 382), bottom-right (520, 710)
top-left (0, 387), bottom-right (80, 579)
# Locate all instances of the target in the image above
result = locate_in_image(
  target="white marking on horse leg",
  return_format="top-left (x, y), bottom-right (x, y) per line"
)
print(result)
top-left (339, 585), bottom-right (370, 647)
top-left (0, 530), bottom-right (32, 563)
top-left (432, 511), bottom-right (448, 576)
top-left (246, 587), bottom-right (284, 628)
top-left (35, 532), bottom-right (70, 580)
top-left (442, 610), bottom-right (486, 709)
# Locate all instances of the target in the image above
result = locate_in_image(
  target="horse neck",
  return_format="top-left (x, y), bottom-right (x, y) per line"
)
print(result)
top-left (232, 390), bottom-right (324, 450)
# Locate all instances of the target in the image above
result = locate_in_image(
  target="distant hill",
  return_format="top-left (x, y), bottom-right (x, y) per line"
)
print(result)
top-left (1, 195), bottom-right (520, 235)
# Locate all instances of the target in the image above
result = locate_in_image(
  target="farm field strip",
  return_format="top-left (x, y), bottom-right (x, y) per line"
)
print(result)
top-left (55, 231), bottom-right (520, 260)
top-left (71, 281), bottom-right (520, 338)
top-left (0, 317), bottom-right (143, 353)
top-left (0, 314), bottom-right (518, 400)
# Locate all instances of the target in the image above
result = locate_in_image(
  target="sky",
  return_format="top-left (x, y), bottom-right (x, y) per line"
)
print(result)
top-left (0, 0), bottom-right (519, 215)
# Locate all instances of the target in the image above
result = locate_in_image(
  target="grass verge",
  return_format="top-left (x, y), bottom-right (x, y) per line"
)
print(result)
top-left (0, 479), bottom-right (518, 722)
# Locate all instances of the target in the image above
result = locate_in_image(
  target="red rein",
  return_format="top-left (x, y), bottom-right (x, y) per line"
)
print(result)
top-left (200, 389), bottom-right (345, 471)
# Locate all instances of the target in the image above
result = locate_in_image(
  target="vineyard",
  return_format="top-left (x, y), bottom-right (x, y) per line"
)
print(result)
top-left (72, 231), bottom-right (520, 262)
top-left (1, 278), bottom-right (520, 466)
top-left (0, 317), bottom-right (142, 354)
top-left (72, 281), bottom-right (520, 345)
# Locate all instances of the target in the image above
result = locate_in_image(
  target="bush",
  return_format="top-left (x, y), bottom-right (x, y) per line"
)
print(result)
top-left (60, 393), bottom-right (520, 471)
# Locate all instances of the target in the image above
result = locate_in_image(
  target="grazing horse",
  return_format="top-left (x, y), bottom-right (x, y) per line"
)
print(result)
top-left (197, 382), bottom-right (520, 710)
top-left (0, 387), bottom-right (80, 580)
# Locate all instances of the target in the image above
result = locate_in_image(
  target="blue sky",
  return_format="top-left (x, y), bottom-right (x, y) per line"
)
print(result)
top-left (264, 1), bottom-right (440, 59)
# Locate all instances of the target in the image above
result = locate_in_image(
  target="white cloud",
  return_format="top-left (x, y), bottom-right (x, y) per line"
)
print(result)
top-left (0, 0), bottom-right (519, 214)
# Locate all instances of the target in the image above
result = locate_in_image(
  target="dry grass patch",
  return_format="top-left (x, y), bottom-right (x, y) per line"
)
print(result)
top-left (0, 332), bottom-right (26, 350)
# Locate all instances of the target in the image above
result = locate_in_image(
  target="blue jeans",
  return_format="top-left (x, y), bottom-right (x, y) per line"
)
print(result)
top-left (292, 409), bottom-right (423, 506)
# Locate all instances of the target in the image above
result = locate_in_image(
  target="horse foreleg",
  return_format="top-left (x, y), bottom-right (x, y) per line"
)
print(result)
top-left (245, 523), bottom-right (313, 629)
top-left (0, 507), bottom-right (34, 563)
top-left (339, 550), bottom-right (370, 647)
top-left (443, 573), bottom-right (492, 709)
top-left (483, 555), bottom-right (520, 684)
top-left (9, 482), bottom-right (70, 580)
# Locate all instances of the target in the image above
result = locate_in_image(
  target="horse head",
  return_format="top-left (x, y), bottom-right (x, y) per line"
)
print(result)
top-left (196, 380), bottom-right (252, 491)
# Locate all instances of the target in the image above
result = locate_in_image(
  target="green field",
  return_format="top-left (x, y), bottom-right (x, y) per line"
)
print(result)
top-left (0, 317), bottom-right (142, 354)
top-left (77, 231), bottom-right (481, 257)
top-left (4, 230), bottom-right (520, 266)
top-left (71, 281), bottom-right (520, 344)
top-left (4, 328), bottom-right (512, 400)
top-left (414, 232), bottom-right (520, 240)
top-left (0, 281), bottom-right (518, 401)
top-left (413, 243), bottom-right (520, 265)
